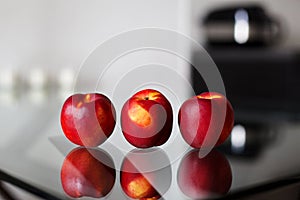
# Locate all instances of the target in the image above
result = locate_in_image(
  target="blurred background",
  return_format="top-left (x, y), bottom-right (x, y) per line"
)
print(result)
top-left (192, 0), bottom-right (300, 123)
top-left (1, 0), bottom-right (300, 120)
top-left (1, 0), bottom-right (300, 199)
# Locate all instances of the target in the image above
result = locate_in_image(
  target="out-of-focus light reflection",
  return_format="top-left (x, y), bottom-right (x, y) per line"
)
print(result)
top-left (234, 9), bottom-right (249, 44)
top-left (27, 68), bottom-right (47, 105)
top-left (0, 68), bottom-right (15, 90)
top-left (58, 68), bottom-right (74, 90)
top-left (28, 68), bottom-right (47, 90)
top-left (0, 68), bottom-right (18, 106)
top-left (231, 124), bottom-right (246, 152)
top-left (58, 68), bottom-right (75, 100)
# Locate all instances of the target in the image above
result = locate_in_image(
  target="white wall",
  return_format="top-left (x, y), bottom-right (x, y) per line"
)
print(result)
top-left (0, 0), bottom-right (188, 71)
top-left (1, 0), bottom-right (299, 76)
top-left (0, 0), bottom-right (192, 105)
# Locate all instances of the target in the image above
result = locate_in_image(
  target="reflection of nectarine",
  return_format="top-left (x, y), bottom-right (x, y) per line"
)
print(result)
top-left (177, 149), bottom-right (232, 199)
top-left (179, 92), bottom-right (234, 148)
top-left (121, 89), bottom-right (173, 148)
top-left (120, 148), bottom-right (171, 199)
top-left (60, 93), bottom-right (116, 147)
top-left (60, 147), bottom-right (116, 198)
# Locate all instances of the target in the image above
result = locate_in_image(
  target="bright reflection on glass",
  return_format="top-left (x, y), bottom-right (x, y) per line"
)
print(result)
top-left (58, 68), bottom-right (75, 100)
top-left (0, 68), bottom-right (17, 105)
top-left (58, 68), bottom-right (74, 89)
top-left (0, 68), bottom-right (15, 90)
top-left (231, 124), bottom-right (246, 152)
top-left (234, 9), bottom-right (249, 44)
top-left (27, 68), bottom-right (47, 105)
top-left (28, 68), bottom-right (47, 90)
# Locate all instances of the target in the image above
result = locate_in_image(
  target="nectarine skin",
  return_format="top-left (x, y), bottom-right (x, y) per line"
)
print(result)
top-left (60, 147), bottom-right (116, 198)
top-left (121, 89), bottom-right (173, 148)
top-left (177, 150), bottom-right (232, 199)
top-left (179, 92), bottom-right (234, 148)
top-left (120, 149), bottom-right (171, 199)
top-left (60, 93), bottom-right (116, 147)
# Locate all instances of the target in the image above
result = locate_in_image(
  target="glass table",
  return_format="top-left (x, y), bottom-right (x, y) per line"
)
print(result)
top-left (1, 94), bottom-right (300, 200)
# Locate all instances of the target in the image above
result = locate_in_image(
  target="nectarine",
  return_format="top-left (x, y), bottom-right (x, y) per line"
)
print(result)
top-left (177, 149), bottom-right (232, 199)
top-left (121, 89), bottom-right (173, 148)
top-left (60, 147), bottom-right (116, 198)
top-left (178, 92), bottom-right (234, 148)
top-left (120, 148), bottom-right (171, 199)
top-left (60, 93), bottom-right (116, 147)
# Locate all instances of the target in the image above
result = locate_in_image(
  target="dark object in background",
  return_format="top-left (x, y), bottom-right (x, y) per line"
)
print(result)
top-left (192, 48), bottom-right (300, 123)
top-left (218, 123), bottom-right (277, 159)
top-left (203, 5), bottom-right (281, 46)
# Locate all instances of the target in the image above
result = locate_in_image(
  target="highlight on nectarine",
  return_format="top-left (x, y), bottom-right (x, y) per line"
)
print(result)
top-left (60, 147), bottom-right (116, 198)
top-left (121, 89), bottom-right (173, 148)
top-left (120, 148), bottom-right (171, 199)
top-left (60, 93), bottom-right (116, 147)
top-left (178, 92), bottom-right (234, 149)
top-left (177, 149), bottom-right (232, 199)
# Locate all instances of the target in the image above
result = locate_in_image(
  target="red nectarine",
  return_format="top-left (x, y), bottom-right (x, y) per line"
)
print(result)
top-left (177, 149), bottom-right (232, 199)
top-left (60, 147), bottom-right (116, 198)
top-left (60, 93), bottom-right (116, 147)
top-left (178, 92), bottom-right (234, 148)
top-left (121, 89), bottom-right (173, 148)
top-left (120, 148), bottom-right (171, 199)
